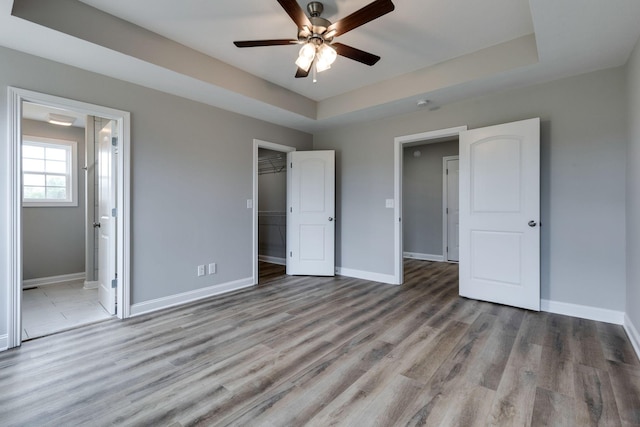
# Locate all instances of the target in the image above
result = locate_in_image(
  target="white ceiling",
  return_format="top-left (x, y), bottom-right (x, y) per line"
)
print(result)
top-left (76, 0), bottom-right (535, 101)
top-left (2, 0), bottom-right (640, 132)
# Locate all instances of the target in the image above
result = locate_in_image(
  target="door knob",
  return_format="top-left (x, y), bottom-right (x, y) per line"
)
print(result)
top-left (93, 222), bottom-right (101, 228)
top-left (328, 217), bottom-right (334, 222)
top-left (528, 221), bottom-right (537, 227)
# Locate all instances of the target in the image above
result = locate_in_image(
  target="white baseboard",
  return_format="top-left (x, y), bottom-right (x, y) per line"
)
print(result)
top-left (83, 280), bottom-right (99, 290)
top-left (335, 267), bottom-right (397, 285)
top-left (258, 255), bottom-right (286, 266)
top-left (0, 334), bottom-right (7, 352)
top-left (624, 314), bottom-right (640, 360)
top-left (130, 277), bottom-right (255, 317)
top-left (22, 272), bottom-right (86, 289)
top-left (403, 252), bottom-right (444, 262)
top-left (541, 299), bottom-right (624, 325)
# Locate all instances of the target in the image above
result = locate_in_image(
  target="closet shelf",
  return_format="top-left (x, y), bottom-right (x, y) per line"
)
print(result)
top-left (258, 155), bottom-right (287, 175)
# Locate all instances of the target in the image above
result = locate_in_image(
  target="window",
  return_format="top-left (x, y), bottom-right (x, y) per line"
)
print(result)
top-left (22, 136), bottom-right (78, 207)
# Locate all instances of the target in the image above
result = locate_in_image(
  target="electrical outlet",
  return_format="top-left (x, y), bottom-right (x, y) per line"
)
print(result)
top-left (197, 265), bottom-right (205, 277)
top-left (208, 263), bottom-right (217, 274)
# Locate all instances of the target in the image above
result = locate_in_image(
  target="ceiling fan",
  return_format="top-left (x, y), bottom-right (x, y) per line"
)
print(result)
top-left (233, 0), bottom-right (395, 79)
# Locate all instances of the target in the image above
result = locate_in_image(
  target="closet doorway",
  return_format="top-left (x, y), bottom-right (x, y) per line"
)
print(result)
top-left (402, 139), bottom-right (459, 263)
top-left (252, 140), bottom-right (295, 284)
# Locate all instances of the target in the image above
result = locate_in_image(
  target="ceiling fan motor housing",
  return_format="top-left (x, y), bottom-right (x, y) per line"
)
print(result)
top-left (298, 2), bottom-right (333, 44)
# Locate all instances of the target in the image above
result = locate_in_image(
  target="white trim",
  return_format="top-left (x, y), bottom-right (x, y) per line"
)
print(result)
top-left (252, 139), bottom-right (295, 285)
top-left (83, 280), bottom-right (99, 290)
top-left (0, 334), bottom-right (7, 352)
top-left (6, 87), bottom-right (132, 351)
top-left (7, 87), bottom-right (22, 349)
top-left (130, 277), bottom-right (255, 317)
top-left (403, 252), bottom-right (444, 262)
top-left (335, 267), bottom-right (396, 285)
top-left (624, 314), bottom-right (640, 360)
top-left (394, 126), bottom-right (467, 285)
top-left (541, 299), bottom-right (624, 325)
top-left (22, 272), bottom-right (85, 289)
top-left (442, 155), bottom-right (459, 262)
top-left (258, 255), bottom-right (286, 266)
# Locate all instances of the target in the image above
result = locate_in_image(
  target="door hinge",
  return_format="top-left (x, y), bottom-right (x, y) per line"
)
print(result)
top-left (290, 162), bottom-right (293, 169)
top-left (111, 208), bottom-right (117, 217)
top-left (290, 207), bottom-right (293, 213)
top-left (446, 246), bottom-right (449, 253)
top-left (111, 278), bottom-right (117, 288)
top-left (290, 251), bottom-right (293, 258)
top-left (446, 169), bottom-right (449, 175)
top-left (112, 137), bottom-right (118, 147)
top-left (446, 208), bottom-right (449, 214)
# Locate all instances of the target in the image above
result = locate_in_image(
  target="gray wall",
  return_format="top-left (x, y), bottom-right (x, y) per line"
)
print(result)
top-left (0, 45), bottom-right (313, 338)
top-left (627, 37), bottom-right (640, 332)
top-left (21, 119), bottom-right (86, 280)
top-left (314, 66), bottom-right (627, 311)
top-left (403, 140), bottom-right (458, 256)
top-left (258, 148), bottom-right (287, 259)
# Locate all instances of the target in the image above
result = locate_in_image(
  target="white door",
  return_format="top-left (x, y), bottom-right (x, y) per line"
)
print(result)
top-left (287, 150), bottom-right (335, 276)
top-left (445, 158), bottom-right (459, 262)
top-left (98, 120), bottom-right (117, 315)
top-left (459, 118), bottom-right (540, 310)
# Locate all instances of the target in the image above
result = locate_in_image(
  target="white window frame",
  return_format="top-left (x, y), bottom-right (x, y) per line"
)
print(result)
top-left (22, 135), bottom-right (78, 207)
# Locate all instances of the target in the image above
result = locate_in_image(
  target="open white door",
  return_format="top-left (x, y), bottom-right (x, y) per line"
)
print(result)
top-left (459, 118), bottom-right (540, 310)
top-left (98, 120), bottom-right (117, 315)
top-left (287, 150), bottom-right (335, 276)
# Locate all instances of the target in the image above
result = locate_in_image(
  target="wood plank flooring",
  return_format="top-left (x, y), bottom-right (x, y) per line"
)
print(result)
top-left (1, 259), bottom-right (639, 426)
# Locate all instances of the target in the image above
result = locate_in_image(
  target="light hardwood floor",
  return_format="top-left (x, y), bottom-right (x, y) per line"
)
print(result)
top-left (1, 260), bottom-right (639, 426)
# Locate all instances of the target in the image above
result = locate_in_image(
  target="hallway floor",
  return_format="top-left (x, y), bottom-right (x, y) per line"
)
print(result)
top-left (22, 280), bottom-right (112, 340)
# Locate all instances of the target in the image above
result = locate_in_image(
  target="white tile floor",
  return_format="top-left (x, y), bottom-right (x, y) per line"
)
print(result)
top-left (22, 280), bottom-right (112, 340)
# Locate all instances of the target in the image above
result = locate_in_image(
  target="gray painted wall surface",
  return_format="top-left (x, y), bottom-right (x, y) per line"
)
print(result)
top-left (0, 45), bottom-right (313, 338)
top-left (314, 67), bottom-right (627, 311)
top-left (627, 38), bottom-right (640, 332)
top-left (258, 148), bottom-right (287, 259)
top-left (403, 140), bottom-right (458, 256)
top-left (21, 119), bottom-right (86, 280)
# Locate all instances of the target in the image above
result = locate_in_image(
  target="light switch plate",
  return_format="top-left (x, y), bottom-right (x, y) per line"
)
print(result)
top-left (385, 199), bottom-right (394, 208)
top-left (208, 263), bottom-right (217, 274)
top-left (246, 199), bottom-right (253, 209)
top-left (197, 265), bottom-right (205, 277)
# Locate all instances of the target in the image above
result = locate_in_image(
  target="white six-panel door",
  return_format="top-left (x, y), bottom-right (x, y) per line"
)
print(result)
top-left (459, 118), bottom-right (540, 310)
top-left (287, 150), bottom-right (335, 276)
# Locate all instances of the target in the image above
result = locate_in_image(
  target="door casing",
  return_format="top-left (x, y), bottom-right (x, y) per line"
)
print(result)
top-left (6, 87), bottom-right (131, 349)
top-left (393, 126), bottom-right (467, 284)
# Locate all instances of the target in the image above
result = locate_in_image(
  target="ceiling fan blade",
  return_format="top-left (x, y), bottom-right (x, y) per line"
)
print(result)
top-left (327, 0), bottom-right (395, 37)
top-left (277, 0), bottom-right (312, 29)
top-left (234, 39), bottom-right (298, 48)
top-left (295, 67), bottom-right (309, 78)
top-left (332, 42), bottom-right (380, 66)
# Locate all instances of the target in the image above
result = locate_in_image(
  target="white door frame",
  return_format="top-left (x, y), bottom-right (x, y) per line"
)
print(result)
top-left (252, 139), bottom-right (295, 284)
top-left (393, 126), bottom-right (467, 284)
top-left (6, 87), bottom-right (131, 349)
top-left (442, 155), bottom-right (459, 262)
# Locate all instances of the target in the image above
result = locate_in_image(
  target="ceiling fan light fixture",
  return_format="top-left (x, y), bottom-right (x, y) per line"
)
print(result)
top-left (315, 44), bottom-right (337, 72)
top-left (295, 43), bottom-right (316, 71)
